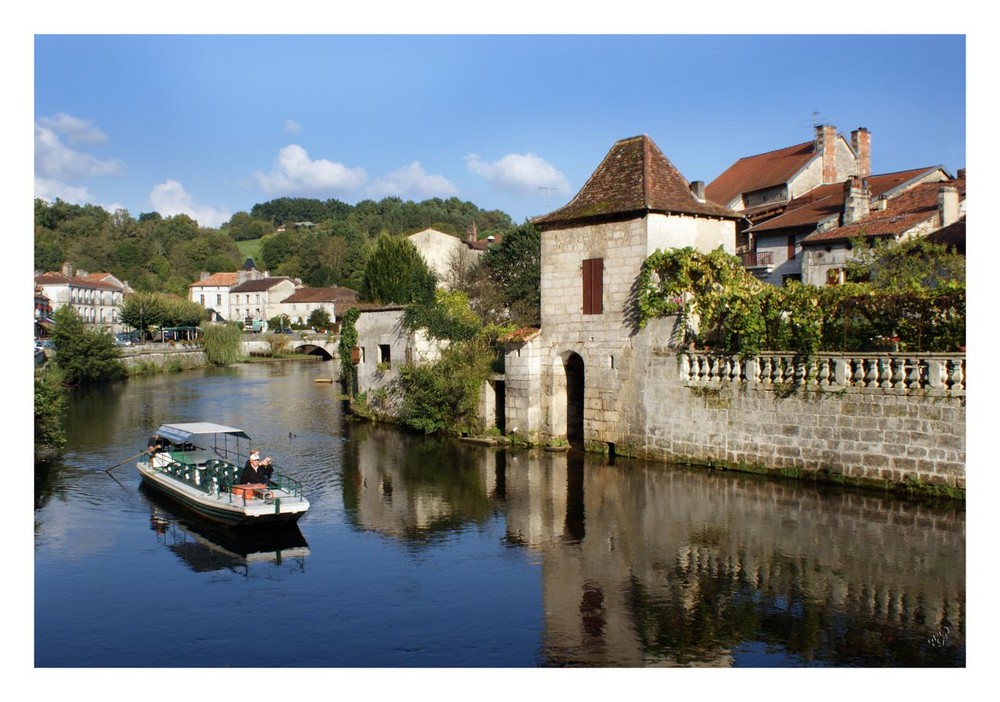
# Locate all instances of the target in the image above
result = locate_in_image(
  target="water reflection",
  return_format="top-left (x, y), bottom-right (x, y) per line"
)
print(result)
top-left (140, 483), bottom-right (310, 576)
top-left (35, 364), bottom-right (965, 667)
top-left (343, 426), bottom-right (965, 667)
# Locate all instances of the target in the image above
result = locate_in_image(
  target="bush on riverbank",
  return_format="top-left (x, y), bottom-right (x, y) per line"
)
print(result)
top-left (201, 322), bottom-right (243, 365)
top-left (34, 369), bottom-right (66, 460)
top-left (50, 306), bottom-right (127, 384)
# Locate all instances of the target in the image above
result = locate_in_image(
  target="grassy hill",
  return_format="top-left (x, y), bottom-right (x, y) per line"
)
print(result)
top-left (236, 238), bottom-right (262, 263)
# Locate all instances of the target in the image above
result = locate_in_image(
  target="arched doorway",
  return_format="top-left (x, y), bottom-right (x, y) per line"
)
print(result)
top-left (564, 352), bottom-right (585, 449)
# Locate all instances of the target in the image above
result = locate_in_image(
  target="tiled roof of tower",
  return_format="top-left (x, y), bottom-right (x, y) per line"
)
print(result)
top-left (532, 135), bottom-right (738, 228)
top-left (705, 141), bottom-right (815, 207)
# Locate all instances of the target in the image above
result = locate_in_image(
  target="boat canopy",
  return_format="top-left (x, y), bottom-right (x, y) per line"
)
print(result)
top-left (154, 422), bottom-right (252, 445)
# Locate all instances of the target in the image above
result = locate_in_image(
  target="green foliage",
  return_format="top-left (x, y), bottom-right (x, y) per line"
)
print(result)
top-left (120, 291), bottom-right (207, 338)
top-left (307, 307), bottom-right (332, 330)
top-left (338, 307), bottom-right (361, 391)
top-left (398, 333), bottom-right (497, 435)
top-left (483, 222), bottom-right (541, 326)
top-left (845, 236), bottom-right (965, 289)
top-left (404, 289), bottom-right (482, 341)
top-left (50, 306), bottom-right (127, 385)
top-left (265, 333), bottom-right (292, 357)
top-left (361, 234), bottom-right (437, 305)
top-left (638, 246), bottom-right (966, 355)
top-left (34, 371), bottom-right (66, 455)
top-left (200, 323), bottom-right (243, 365)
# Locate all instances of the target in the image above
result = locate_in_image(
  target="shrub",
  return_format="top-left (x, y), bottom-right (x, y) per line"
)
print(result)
top-left (201, 322), bottom-right (243, 365)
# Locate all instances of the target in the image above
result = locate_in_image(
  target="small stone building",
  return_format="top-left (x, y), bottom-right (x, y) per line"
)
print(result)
top-left (503, 134), bottom-right (741, 447)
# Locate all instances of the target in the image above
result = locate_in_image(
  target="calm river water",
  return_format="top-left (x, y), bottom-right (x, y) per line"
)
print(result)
top-left (34, 360), bottom-right (966, 668)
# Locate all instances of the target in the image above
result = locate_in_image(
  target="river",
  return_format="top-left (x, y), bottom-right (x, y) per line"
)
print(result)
top-left (33, 360), bottom-right (966, 668)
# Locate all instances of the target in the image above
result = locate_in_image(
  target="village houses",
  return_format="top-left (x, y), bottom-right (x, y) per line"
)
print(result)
top-left (706, 124), bottom-right (964, 286)
top-left (34, 263), bottom-right (131, 334)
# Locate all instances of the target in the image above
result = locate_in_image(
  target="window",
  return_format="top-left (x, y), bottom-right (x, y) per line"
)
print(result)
top-left (787, 235), bottom-right (797, 261)
top-left (378, 344), bottom-right (391, 369)
top-left (200, 294), bottom-right (205, 305)
top-left (582, 258), bottom-right (604, 315)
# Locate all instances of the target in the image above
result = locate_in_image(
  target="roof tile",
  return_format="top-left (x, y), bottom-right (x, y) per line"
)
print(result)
top-left (533, 135), bottom-right (738, 228)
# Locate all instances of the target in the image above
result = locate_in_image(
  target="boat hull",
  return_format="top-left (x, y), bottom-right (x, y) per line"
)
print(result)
top-left (138, 463), bottom-right (309, 527)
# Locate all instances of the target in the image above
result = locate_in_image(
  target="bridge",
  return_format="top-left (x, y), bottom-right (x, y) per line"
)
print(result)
top-left (243, 334), bottom-right (339, 361)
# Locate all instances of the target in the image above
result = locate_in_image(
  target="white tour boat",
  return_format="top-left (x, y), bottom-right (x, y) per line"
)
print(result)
top-left (137, 422), bottom-right (310, 526)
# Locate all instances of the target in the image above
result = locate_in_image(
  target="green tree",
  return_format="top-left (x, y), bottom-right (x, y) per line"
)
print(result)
top-left (483, 222), bottom-right (541, 326)
top-left (846, 236), bottom-right (965, 289)
top-left (200, 322), bottom-right (243, 365)
top-left (360, 234), bottom-right (436, 305)
top-left (34, 371), bottom-right (66, 459)
top-left (50, 306), bottom-right (126, 385)
top-left (307, 307), bottom-right (332, 330)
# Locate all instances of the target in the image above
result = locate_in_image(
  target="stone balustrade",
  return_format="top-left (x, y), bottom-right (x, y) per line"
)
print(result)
top-left (680, 351), bottom-right (965, 395)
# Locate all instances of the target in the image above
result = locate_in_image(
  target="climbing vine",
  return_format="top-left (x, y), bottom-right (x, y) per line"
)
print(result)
top-left (638, 247), bottom-right (965, 356)
top-left (338, 306), bottom-right (360, 393)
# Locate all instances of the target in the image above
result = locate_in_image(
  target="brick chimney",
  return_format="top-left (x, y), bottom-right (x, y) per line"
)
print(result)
top-left (61, 262), bottom-right (73, 277)
top-left (816, 124), bottom-right (838, 184)
top-left (938, 184), bottom-right (960, 227)
top-left (851, 127), bottom-right (871, 179)
top-left (689, 180), bottom-right (706, 202)
top-left (842, 176), bottom-right (871, 225)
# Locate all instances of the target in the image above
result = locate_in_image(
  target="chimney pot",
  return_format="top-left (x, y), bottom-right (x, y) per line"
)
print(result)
top-left (690, 181), bottom-right (706, 201)
top-left (851, 127), bottom-right (872, 179)
top-left (938, 185), bottom-right (960, 227)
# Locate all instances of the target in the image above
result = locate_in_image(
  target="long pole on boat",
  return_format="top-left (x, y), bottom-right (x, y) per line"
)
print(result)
top-left (106, 449), bottom-right (152, 473)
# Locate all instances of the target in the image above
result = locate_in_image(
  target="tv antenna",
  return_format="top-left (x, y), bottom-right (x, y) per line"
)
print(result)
top-left (799, 111), bottom-right (827, 131)
top-left (539, 185), bottom-right (556, 202)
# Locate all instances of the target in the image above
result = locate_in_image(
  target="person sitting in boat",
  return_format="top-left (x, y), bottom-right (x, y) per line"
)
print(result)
top-left (240, 449), bottom-right (274, 485)
top-left (147, 434), bottom-right (163, 455)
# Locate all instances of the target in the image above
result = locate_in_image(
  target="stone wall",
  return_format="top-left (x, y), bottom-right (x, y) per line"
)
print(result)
top-left (608, 318), bottom-right (966, 489)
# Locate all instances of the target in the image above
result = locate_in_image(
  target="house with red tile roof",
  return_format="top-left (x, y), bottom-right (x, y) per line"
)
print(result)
top-left (406, 227), bottom-right (497, 290)
top-left (34, 263), bottom-right (128, 332)
top-left (745, 166), bottom-right (951, 286)
top-left (800, 173), bottom-right (965, 286)
top-left (707, 124), bottom-right (871, 250)
top-left (278, 285), bottom-right (360, 327)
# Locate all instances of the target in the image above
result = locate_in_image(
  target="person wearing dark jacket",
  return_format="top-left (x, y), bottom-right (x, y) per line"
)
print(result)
top-left (240, 449), bottom-right (274, 484)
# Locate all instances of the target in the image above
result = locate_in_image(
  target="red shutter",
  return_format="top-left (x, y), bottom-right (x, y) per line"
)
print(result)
top-left (582, 258), bottom-right (603, 314)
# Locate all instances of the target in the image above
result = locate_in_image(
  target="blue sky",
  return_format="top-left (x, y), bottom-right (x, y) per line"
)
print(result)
top-left (31, 31), bottom-right (967, 228)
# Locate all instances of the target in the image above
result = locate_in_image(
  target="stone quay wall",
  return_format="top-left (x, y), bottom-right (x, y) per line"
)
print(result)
top-left (612, 323), bottom-right (966, 490)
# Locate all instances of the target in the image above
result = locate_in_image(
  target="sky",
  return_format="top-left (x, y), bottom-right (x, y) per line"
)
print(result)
top-left (30, 31), bottom-right (967, 228)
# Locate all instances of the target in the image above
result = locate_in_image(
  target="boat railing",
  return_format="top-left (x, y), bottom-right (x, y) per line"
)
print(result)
top-left (156, 456), bottom-right (304, 502)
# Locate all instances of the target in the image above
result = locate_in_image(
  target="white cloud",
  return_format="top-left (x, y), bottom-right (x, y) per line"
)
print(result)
top-left (465, 152), bottom-right (570, 195)
top-left (284, 119), bottom-right (302, 135)
top-left (253, 144), bottom-right (366, 195)
top-left (34, 176), bottom-right (93, 205)
top-left (370, 161), bottom-right (458, 199)
top-left (149, 180), bottom-right (231, 229)
top-left (37, 112), bottom-right (108, 146)
top-left (34, 120), bottom-right (123, 181)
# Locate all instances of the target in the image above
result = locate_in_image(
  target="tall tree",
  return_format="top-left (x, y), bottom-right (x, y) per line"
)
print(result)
top-left (50, 306), bottom-right (126, 384)
top-left (483, 222), bottom-right (541, 326)
top-left (360, 234), bottom-right (436, 305)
